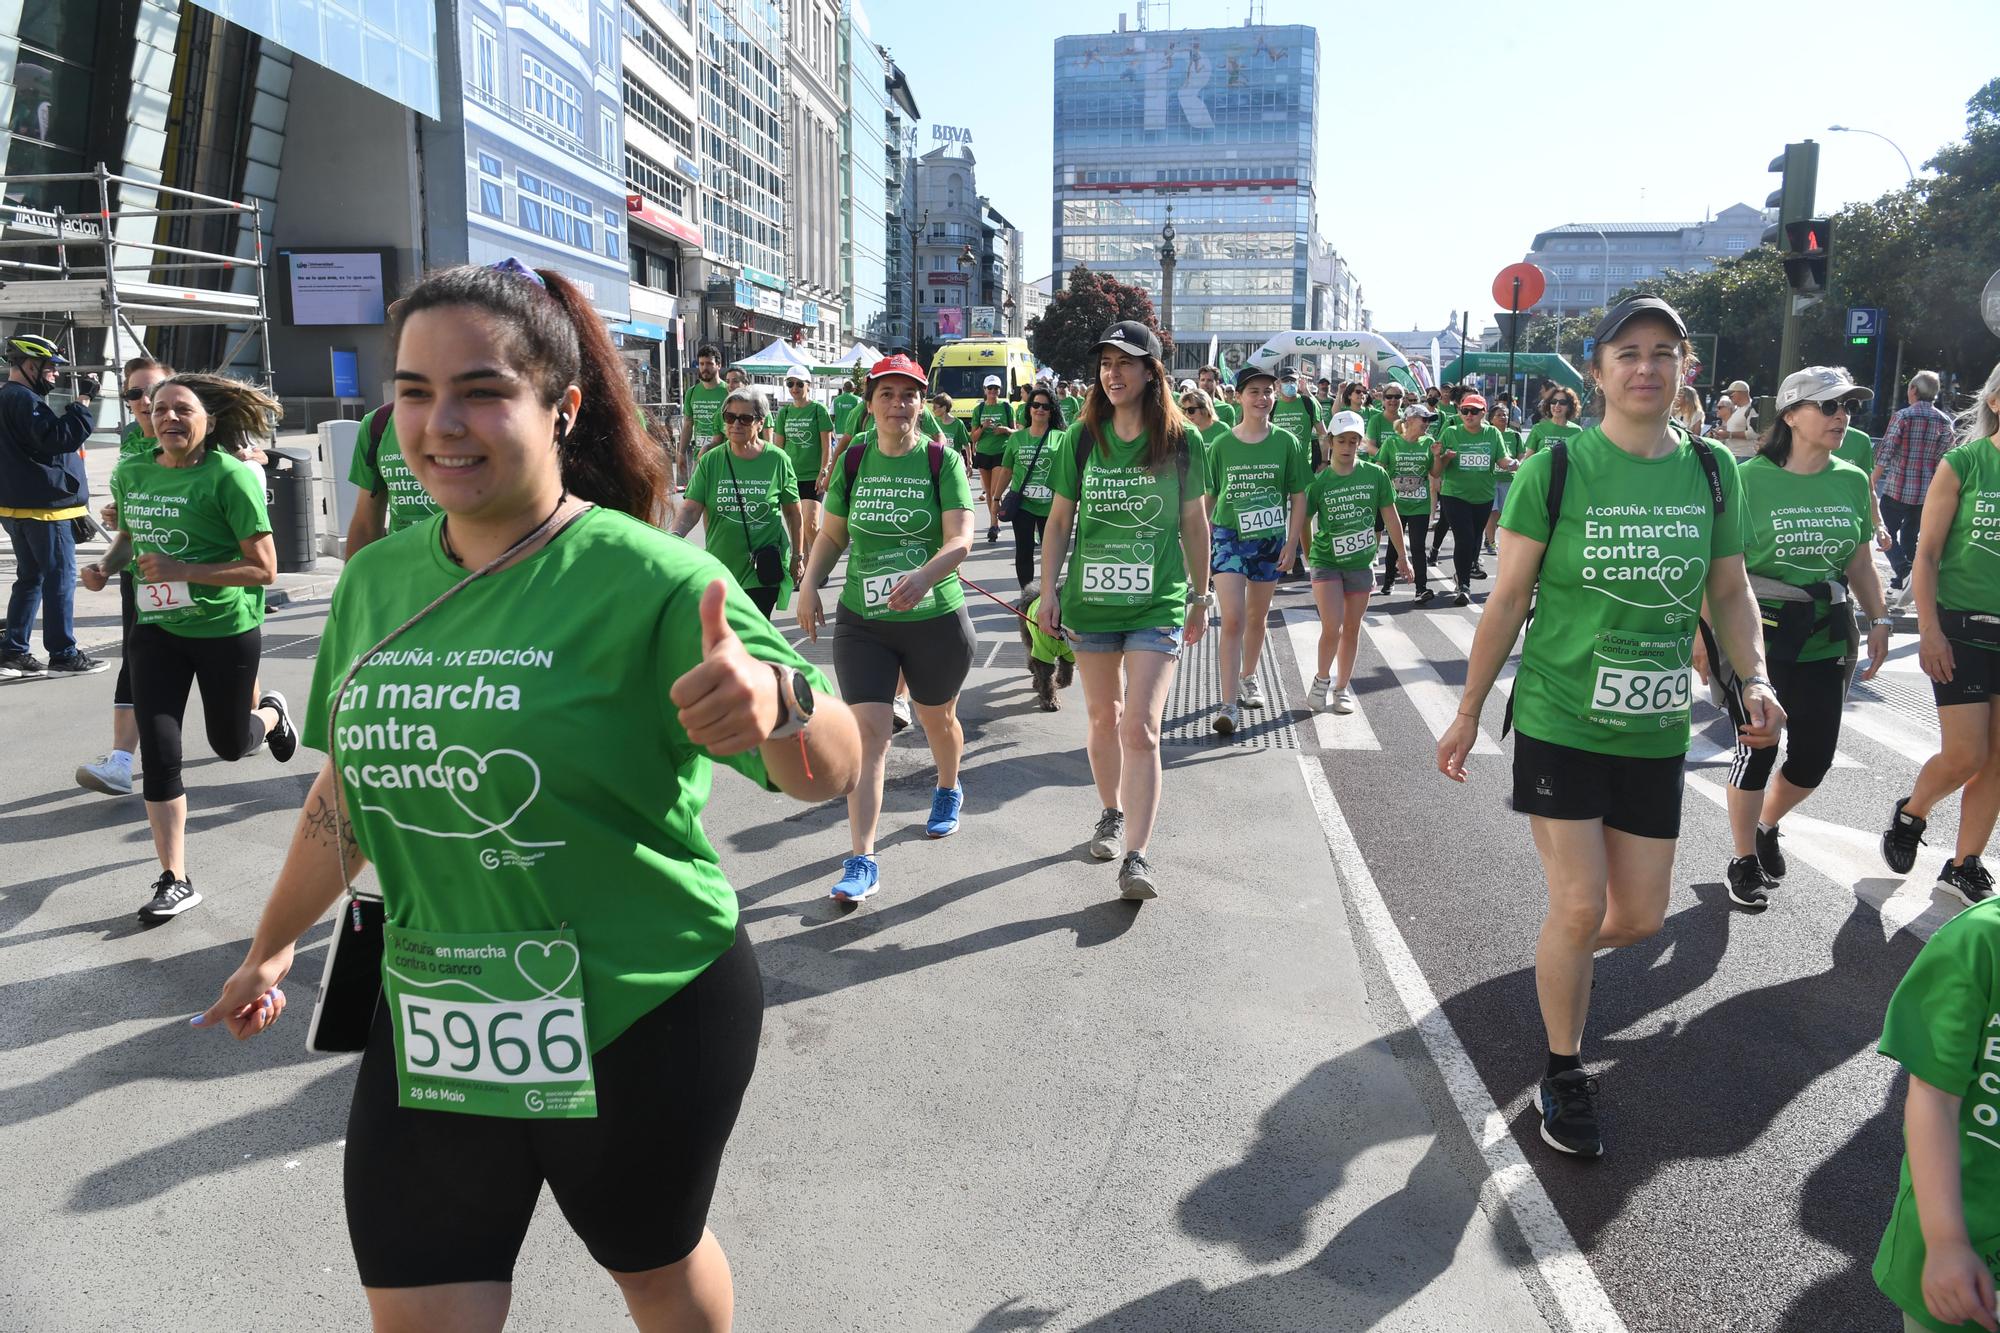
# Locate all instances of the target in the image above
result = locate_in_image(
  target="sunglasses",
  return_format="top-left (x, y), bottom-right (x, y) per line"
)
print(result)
top-left (1461, 407), bottom-right (1485, 414)
top-left (1805, 397), bottom-right (1863, 415)
top-left (123, 388), bottom-right (149, 400)
top-left (722, 411), bottom-right (760, 426)
top-left (1030, 401), bottom-right (1053, 410)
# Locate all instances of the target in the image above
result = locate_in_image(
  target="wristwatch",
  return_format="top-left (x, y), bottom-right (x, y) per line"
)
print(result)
top-left (1870, 616), bottom-right (1894, 628)
top-left (1743, 674), bottom-right (1774, 691)
top-left (767, 662), bottom-right (815, 740)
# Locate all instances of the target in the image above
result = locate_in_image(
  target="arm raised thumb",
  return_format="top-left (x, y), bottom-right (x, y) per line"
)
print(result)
top-left (698, 578), bottom-right (737, 655)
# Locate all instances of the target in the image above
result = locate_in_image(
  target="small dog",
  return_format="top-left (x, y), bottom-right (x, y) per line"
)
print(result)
top-left (1015, 579), bottom-right (1075, 711)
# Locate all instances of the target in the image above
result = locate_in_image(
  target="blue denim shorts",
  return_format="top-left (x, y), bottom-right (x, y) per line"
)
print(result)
top-left (1069, 626), bottom-right (1183, 657)
top-left (1210, 525), bottom-right (1285, 582)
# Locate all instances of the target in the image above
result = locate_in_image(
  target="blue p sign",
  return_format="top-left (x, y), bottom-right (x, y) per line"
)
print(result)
top-left (1846, 307), bottom-right (1883, 338)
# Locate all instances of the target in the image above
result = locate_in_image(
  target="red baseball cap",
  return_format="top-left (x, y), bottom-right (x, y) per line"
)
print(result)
top-left (866, 353), bottom-right (927, 389)
top-left (1459, 393), bottom-right (1488, 411)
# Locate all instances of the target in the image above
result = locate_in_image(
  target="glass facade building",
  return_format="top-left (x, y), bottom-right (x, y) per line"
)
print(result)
top-left (697, 0), bottom-right (785, 278)
top-left (839, 0), bottom-right (888, 343)
top-left (1051, 24), bottom-right (1317, 364)
top-left (191, 0), bottom-right (440, 117)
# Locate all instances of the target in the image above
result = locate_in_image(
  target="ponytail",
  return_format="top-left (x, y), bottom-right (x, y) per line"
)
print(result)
top-left (390, 263), bottom-right (667, 523)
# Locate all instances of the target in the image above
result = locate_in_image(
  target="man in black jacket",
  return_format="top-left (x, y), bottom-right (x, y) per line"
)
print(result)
top-left (0, 334), bottom-right (104, 677)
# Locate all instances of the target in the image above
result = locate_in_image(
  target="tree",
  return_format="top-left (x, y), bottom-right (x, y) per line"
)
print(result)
top-left (1027, 265), bottom-right (1174, 379)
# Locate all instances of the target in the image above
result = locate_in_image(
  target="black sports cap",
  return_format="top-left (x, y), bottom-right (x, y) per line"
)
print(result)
top-left (1593, 295), bottom-right (1688, 345)
top-left (1234, 364), bottom-right (1279, 391)
top-left (1094, 320), bottom-right (1163, 360)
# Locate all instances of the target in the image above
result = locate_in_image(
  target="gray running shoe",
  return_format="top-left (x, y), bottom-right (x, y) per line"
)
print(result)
top-left (1239, 675), bottom-right (1266, 709)
top-left (75, 754), bottom-right (134, 796)
top-left (1089, 808), bottom-right (1125, 861)
top-left (1118, 852), bottom-right (1158, 900)
top-left (1213, 703), bottom-right (1238, 736)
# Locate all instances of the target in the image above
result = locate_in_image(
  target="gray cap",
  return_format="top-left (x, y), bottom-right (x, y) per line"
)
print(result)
top-left (1776, 365), bottom-right (1874, 413)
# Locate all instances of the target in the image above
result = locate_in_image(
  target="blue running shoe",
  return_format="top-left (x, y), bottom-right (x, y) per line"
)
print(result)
top-left (926, 785), bottom-right (964, 838)
top-left (830, 855), bottom-right (879, 901)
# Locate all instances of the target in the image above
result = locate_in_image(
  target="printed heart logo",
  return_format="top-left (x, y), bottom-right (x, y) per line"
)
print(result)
top-left (1133, 494), bottom-right (1166, 528)
top-left (434, 745), bottom-right (543, 836)
top-left (1132, 541), bottom-right (1156, 562)
top-left (1654, 555), bottom-right (1704, 588)
top-left (154, 528), bottom-right (191, 556)
top-left (515, 938), bottom-right (580, 999)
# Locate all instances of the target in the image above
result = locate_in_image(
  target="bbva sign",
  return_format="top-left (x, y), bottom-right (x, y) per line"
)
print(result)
top-left (931, 125), bottom-right (974, 145)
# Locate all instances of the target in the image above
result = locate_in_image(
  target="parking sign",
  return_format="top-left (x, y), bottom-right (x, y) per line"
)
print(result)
top-left (1846, 307), bottom-right (1883, 338)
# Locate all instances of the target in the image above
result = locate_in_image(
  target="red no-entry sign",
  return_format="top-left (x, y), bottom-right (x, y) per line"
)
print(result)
top-left (1492, 263), bottom-right (1547, 312)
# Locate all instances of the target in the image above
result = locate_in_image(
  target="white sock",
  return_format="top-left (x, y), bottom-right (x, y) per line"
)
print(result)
top-left (110, 749), bottom-right (133, 768)
top-left (1757, 821), bottom-right (1776, 834)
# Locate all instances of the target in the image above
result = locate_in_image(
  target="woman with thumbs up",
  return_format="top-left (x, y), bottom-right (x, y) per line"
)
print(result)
top-left (196, 260), bottom-right (857, 1332)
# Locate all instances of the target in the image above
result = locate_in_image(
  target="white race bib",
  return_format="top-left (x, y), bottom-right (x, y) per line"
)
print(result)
top-left (1080, 562), bottom-right (1154, 597)
top-left (1330, 529), bottom-right (1376, 558)
top-left (1459, 453), bottom-right (1492, 471)
top-left (1591, 666), bottom-right (1691, 716)
top-left (861, 572), bottom-right (901, 609)
top-left (1237, 504), bottom-right (1286, 535)
top-left (1024, 483), bottom-right (1053, 501)
top-left (138, 580), bottom-right (193, 614)
top-left (1393, 475), bottom-right (1428, 498)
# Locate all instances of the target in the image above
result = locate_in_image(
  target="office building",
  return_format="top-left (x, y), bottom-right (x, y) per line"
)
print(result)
top-left (784, 0), bottom-right (843, 358)
top-left (880, 52), bottom-right (920, 350)
top-left (1521, 203), bottom-right (1764, 315)
top-left (620, 0), bottom-right (706, 411)
top-left (1051, 18), bottom-right (1321, 372)
top-left (908, 145), bottom-right (1019, 352)
top-left (838, 1), bottom-right (890, 347)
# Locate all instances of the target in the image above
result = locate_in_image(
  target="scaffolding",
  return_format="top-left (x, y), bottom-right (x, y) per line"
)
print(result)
top-left (0, 164), bottom-right (271, 429)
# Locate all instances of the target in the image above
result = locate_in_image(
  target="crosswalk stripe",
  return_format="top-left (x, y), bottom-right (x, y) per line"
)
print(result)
top-left (1683, 773), bottom-right (1957, 943)
top-left (1362, 613), bottom-right (1500, 754)
top-left (1279, 611), bottom-right (1380, 750)
top-left (1427, 611), bottom-right (1518, 699)
top-left (1836, 703), bottom-right (1937, 765)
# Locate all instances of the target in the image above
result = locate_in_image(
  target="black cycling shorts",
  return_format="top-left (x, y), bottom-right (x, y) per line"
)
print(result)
top-left (1511, 731), bottom-right (1686, 840)
top-left (1933, 639), bottom-right (2000, 708)
top-left (972, 450), bottom-right (1005, 471)
top-left (796, 477), bottom-right (821, 504)
top-left (344, 924), bottom-right (763, 1287)
top-left (831, 601), bottom-right (975, 707)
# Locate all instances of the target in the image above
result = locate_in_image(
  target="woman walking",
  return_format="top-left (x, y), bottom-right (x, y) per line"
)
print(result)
top-left (672, 388), bottom-right (803, 619)
top-left (992, 385), bottom-right (1065, 590)
top-left (1307, 411), bottom-right (1410, 713)
top-left (1434, 392), bottom-right (1505, 604)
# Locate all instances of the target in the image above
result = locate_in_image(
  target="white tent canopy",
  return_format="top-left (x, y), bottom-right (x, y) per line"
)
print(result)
top-left (733, 338), bottom-right (816, 374)
top-left (812, 342), bottom-right (880, 375)
top-left (1245, 330), bottom-right (1415, 381)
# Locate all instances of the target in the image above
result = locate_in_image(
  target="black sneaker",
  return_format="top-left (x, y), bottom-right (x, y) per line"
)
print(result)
top-left (1754, 824), bottom-right (1786, 880)
top-left (1939, 855), bottom-right (1996, 906)
top-left (261, 690), bottom-right (298, 763)
top-left (1889, 573), bottom-right (1906, 591)
top-left (1726, 855), bottom-right (1772, 909)
top-left (46, 649), bottom-right (109, 675)
top-left (137, 871), bottom-right (202, 922)
top-left (1882, 797), bottom-right (1927, 874)
top-left (1453, 586), bottom-right (1470, 607)
top-left (1538, 1068), bottom-right (1603, 1156)
top-left (1415, 588), bottom-right (1436, 605)
top-left (987, 524), bottom-right (1001, 544)
top-left (0, 650), bottom-right (47, 678)
top-left (1470, 564), bottom-right (1489, 580)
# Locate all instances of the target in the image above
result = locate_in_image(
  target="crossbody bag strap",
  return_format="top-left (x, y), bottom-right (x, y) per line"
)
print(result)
top-left (720, 447), bottom-right (762, 545)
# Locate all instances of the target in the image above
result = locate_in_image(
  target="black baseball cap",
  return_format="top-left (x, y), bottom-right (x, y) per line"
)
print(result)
top-left (1593, 295), bottom-right (1688, 345)
top-left (1094, 320), bottom-right (1163, 360)
top-left (1234, 364), bottom-right (1278, 390)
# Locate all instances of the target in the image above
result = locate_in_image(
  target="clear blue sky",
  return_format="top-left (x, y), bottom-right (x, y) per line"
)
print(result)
top-left (860, 0), bottom-right (1994, 331)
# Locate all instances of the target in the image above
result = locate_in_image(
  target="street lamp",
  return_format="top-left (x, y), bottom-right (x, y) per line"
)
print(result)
top-left (1828, 125), bottom-right (1917, 186)
top-left (899, 206), bottom-right (931, 357)
top-left (1002, 292), bottom-right (1016, 337)
top-left (1158, 202), bottom-right (1177, 346)
top-left (1585, 224), bottom-right (1611, 308)
top-left (956, 242), bottom-right (975, 339)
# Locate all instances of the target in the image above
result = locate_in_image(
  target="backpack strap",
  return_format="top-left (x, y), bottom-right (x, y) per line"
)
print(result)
top-left (1544, 439), bottom-right (1570, 533)
top-left (1691, 434), bottom-right (1726, 513)
top-left (927, 441), bottom-right (944, 509)
top-left (842, 441), bottom-right (865, 487)
top-left (842, 439), bottom-right (944, 508)
top-left (363, 402), bottom-right (393, 472)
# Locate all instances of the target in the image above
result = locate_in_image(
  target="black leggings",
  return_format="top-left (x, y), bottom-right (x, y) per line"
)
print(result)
top-left (1439, 496), bottom-right (1492, 588)
top-left (114, 569), bottom-right (136, 708)
top-left (746, 585), bottom-right (781, 619)
top-left (1729, 655), bottom-right (1846, 792)
top-left (1011, 509), bottom-right (1048, 590)
top-left (346, 924), bottom-right (764, 1286)
top-left (128, 623), bottom-right (266, 802)
top-left (1381, 511), bottom-right (1430, 592)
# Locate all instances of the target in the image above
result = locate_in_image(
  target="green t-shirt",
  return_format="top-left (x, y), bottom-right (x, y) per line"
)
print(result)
top-left (1498, 428), bottom-right (1524, 461)
top-left (1061, 396), bottom-right (1084, 425)
top-left (847, 408), bottom-right (946, 452)
top-left (112, 446), bottom-right (272, 638)
top-left (684, 381), bottom-right (730, 449)
top-left (1023, 593), bottom-right (1074, 664)
top-left (1206, 426), bottom-right (1310, 536)
top-left (970, 400), bottom-right (1015, 456)
top-left (1737, 455), bottom-right (1871, 663)
top-left (686, 443), bottom-right (800, 593)
top-left (1872, 900), bottom-right (2000, 1332)
top-left (936, 415), bottom-right (972, 458)
top-left (1377, 434), bottom-right (1439, 516)
top-left (1270, 394), bottom-right (1319, 449)
top-left (1523, 418), bottom-right (1584, 457)
top-left (1013, 400), bottom-right (1030, 428)
top-left (1210, 398), bottom-right (1240, 427)
top-left (118, 420), bottom-right (153, 465)
top-left (347, 407), bottom-right (442, 532)
top-left (1938, 438), bottom-right (2000, 636)
top-left (1049, 425), bottom-right (1209, 634)
top-left (831, 391), bottom-right (864, 438)
top-left (1191, 419), bottom-right (1232, 474)
top-left (771, 401), bottom-right (833, 486)
top-left (821, 439), bottom-right (974, 621)
top-left (1438, 423), bottom-right (1506, 505)
top-left (1499, 429), bottom-right (1747, 758)
top-left (1364, 406), bottom-right (1396, 447)
top-left (1306, 462), bottom-right (1394, 570)
top-left (1835, 426), bottom-right (1876, 474)
top-left (1001, 427), bottom-right (1062, 519)
top-left (303, 507), bottom-right (829, 1052)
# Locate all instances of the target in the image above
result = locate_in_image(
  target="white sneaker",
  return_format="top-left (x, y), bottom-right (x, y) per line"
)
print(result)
top-left (890, 693), bottom-right (913, 733)
top-left (1212, 703), bottom-right (1239, 736)
top-left (75, 754), bottom-right (134, 796)
top-left (1239, 675), bottom-right (1266, 709)
top-left (1310, 675), bottom-right (1334, 711)
top-left (1331, 686), bottom-right (1356, 715)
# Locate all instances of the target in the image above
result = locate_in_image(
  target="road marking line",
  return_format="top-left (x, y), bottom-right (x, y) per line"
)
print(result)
top-left (983, 640), bottom-right (1003, 669)
top-left (1683, 772), bottom-right (1951, 942)
top-left (1837, 703), bottom-right (1936, 765)
top-left (1363, 613), bottom-right (1500, 754)
top-left (1296, 755), bottom-right (1627, 1333)
top-left (1428, 610), bottom-right (1519, 698)
top-left (1280, 611), bottom-right (1379, 750)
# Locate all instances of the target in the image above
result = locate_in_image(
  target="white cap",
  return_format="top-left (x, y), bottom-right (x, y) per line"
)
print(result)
top-left (1726, 379), bottom-right (1751, 395)
top-left (1177, 378), bottom-right (1196, 392)
top-left (1776, 365), bottom-right (1873, 413)
top-left (982, 374), bottom-right (1002, 388)
top-left (1329, 410), bottom-right (1368, 438)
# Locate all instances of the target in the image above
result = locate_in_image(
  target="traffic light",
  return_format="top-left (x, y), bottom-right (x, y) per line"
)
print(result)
top-left (1761, 141), bottom-right (1820, 248)
top-left (1782, 219), bottom-right (1831, 294)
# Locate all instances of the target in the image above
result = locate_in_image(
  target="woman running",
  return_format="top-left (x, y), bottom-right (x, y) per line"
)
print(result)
top-left (799, 353), bottom-right (976, 902)
top-left (970, 375), bottom-right (1015, 543)
top-left (86, 373), bottom-right (296, 922)
top-left (771, 373), bottom-right (832, 558)
top-left (992, 384), bottom-right (1065, 591)
top-left (198, 260), bottom-right (859, 1330)
top-left (1882, 358), bottom-right (2000, 905)
top-left (1707, 366), bottom-right (1889, 908)
top-left (1307, 411), bottom-right (1410, 714)
top-left (1037, 321), bottom-right (1209, 900)
top-left (75, 356), bottom-right (174, 796)
top-left (672, 388), bottom-right (803, 619)
top-left (1434, 391), bottom-right (1505, 604)
top-left (1205, 363), bottom-right (1309, 735)
top-left (1439, 296), bottom-right (1781, 1158)
top-left (1376, 405), bottom-right (1439, 603)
